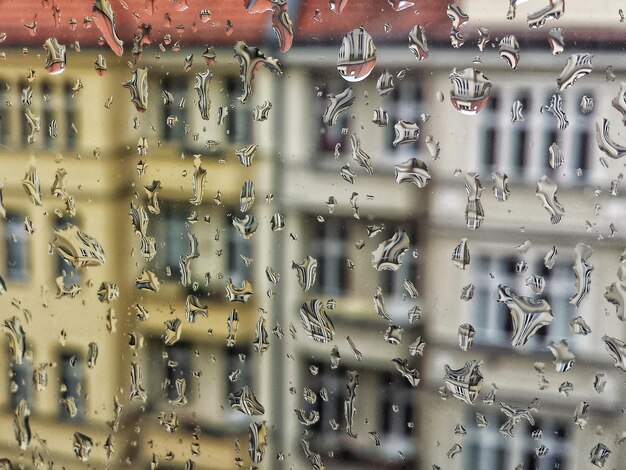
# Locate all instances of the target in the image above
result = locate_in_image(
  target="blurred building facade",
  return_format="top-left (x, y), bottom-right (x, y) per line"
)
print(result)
top-left (0, 1), bottom-right (625, 470)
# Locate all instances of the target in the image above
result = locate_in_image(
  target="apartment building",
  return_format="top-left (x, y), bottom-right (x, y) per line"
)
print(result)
top-left (0, 1), bottom-right (624, 470)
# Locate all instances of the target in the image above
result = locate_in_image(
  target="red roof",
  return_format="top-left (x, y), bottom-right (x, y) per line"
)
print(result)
top-left (1, 0), bottom-right (268, 50)
top-left (295, 0), bottom-right (450, 43)
top-left (0, 0), bottom-right (623, 54)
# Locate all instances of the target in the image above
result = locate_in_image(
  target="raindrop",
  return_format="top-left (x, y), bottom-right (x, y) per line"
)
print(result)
top-left (92, 0), bottom-right (123, 56)
top-left (299, 299), bottom-right (335, 343)
top-left (408, 25), bottom-right (429, 61)
top-left (123, 68), bottom-right (148, 113)
top-left (394, 158), bottom-right (431, 188)
top-left (322, 87), bottom-right (355, 126)
top-left (43, 38), bottom-right (66, 74)
top-left (548, 27), bottom-right (565, 54)
top-left (234, 41), bottom-right (282, 103)
top-left (536, 175), bottom-right (565, 224)
top-left (497, 285), bottom-right (553, 347)
top-left (449, 68), bottom-right (491, 115)
top-left (337, 27), bottom-right (377, 83)
top-left (292, 255), bottom-right (317, 291)
top-left (443, 360), bottom-right (483, 405)
top-left (556, 53), bottom-right (593, 91)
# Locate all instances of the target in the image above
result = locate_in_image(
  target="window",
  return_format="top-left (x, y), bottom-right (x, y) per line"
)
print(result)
top-left (41, 81), bottom-right (54, 148)
top-left (224, 345), bottom-right (252, 428)
top-left (153, 202), bottom-right (189, 281)
top-left (465, 412), bottom-right (570, 470)
top-left (226, 211), bottom-right (252, 285)
top-left (5, 212), bottom-right (28, 282)
top-left (164, 342), bottom-right (192, 403)
top-left (224, 76), bottom-right (251, 144)
top-left (305, 361), bottom-right (346, 440)
top-left (161, 75), bottom-right (188, 143)
top-left (9, 352), bottom-right (32, 410)
top-left (59, 351), bottom-right (86, 421)
top-left (380, 372), bottom-right (414, 438)
top-left (385, 80), bottom-right (423, 157)
top-left (54, 218), bottom-right (80, 286)
top-left (316, 77), bottom-right (349, 154)
top-left (471, 250), bottom-right (575, 349)
top-left (309, 217), bottom-right (348, 296)
top-left (64, 82), bottom-right (76, 150)
top-left (0, 81), bottom-right (10, 146)
top-left (19, 80), bottom-right (31, 147)
top-left (304, 362), bottom-right (416, 465)
top-left (478, 86), bottom-right (595, 183)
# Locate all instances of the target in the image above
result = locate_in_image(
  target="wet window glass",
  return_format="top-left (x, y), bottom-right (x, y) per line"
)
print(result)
top-left (0, 1), bottom-right (625, 469)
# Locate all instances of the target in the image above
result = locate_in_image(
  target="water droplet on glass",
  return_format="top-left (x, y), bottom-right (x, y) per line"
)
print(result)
top-left (540, 93), bottom-right (568, 129)
top-left (548, 339), bottom-right (576, 372)
top-left (536, 175), bottom-right (565, 224)
top-left (376, 69), bottom-right (394, 96)
top-left (457, 323), bottom-right (475, 351)
top-left (511, 100), bottom-right (524, 123)
top-left (548, 27), bottom-right (565, 54)
top-left (464, 172), bottom-right (484, 229)
top-left (340, 164), bottom-right (356, 184)
top-left (527, 0), bottom-right (565, 28)
top-left (593, 372), bottom-right (607, 394)
top-left (602, 335), bottom-right (626, 370)
top-left (13, 399), bottom-right (31, 450)
top-left (248, 421), bottom-right (267, 463)
top-left (225, 279), bottom-right (253, 302)
top-left (236, 144), bottom-right (259, 167)
top-left (443, 360), bottom-right (483, 405)
top-left (499, 35), bottom-right (520, 69)
top-left (253, 100), bottom-right (273, 122)
top-left (194, 69), bottom-right (213, 120)
top-left (394, 158), bottom-right (431, 188)
top-left (446, 442), bottom-right (464, 461)
top-left (92, 0), bottom-right (124, 56)
top-left (570, 243), bottom-right (593, 307)
top-left (491, 171), bottom-right (510, 201)
top-left (449, 68), bottom-right (491, 115)
top-left (135, 269), bottom-right (160, 292)
top-left (329, 0), bottom-right (349, 13)
top-left (43, 37), bottom-right (66, 74)
top-left (229, 385), bottom-right (265, 415)
top-left (337, 27), bottom-right (377, 83)
top-left (73, 432), bottom-right (93, 461)
top-left (299, 299), bottom-right (335, 342)
top-left (123, 67), bottom-right (148, 113)
top-left (557, 53), bottom-right (593, 91)
top-left (234, 41), bottom-right (282, 103)
top-left (292, 255), bottom-right (317, 291)
top-left (53, 224), bottom-right (106, 268)
top-left (392, 120), bottom-right (420, 146)
top-left (447, 4), bottom-right (469, 29)
top-left (573, 400), bottom-right (589, 429)
top-left (408, 25), bottom-right (429, 61)
top-left (384, 324), bottom-right (404, 344)
top-left (499, 402), bottom-right (536, 437)
top-left (477, 26), bottom-right (490, 51)
top-left (589, 442), bottom-right (611, 467)
top-left (388, 0), bottom-right (415, 11)
top-left (497, 285), bottom-right (553, 347)
top-left (185, 295), bottom-right (208, 323)
top-left (322, 87), bottom-right (355, 127)
top-left (409, 336), bottom-right (425, 356)
top-left (452, 238), bottom-right (470, 269)
top-left (232, 214), bottom-right (258, 239)
top-left (548, 142), bottom-right (563, 169)
top-left (371, 229), bottom-right (410, 271)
